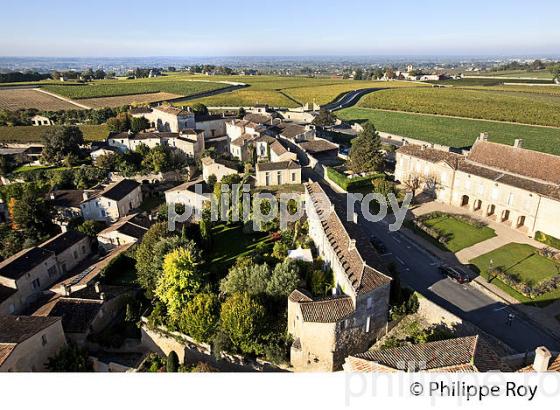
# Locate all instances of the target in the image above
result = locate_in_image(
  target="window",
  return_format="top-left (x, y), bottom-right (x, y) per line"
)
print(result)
top-left (32, 278), bottom-right (41, 289)
top-left (73, 250), bottom-right (79, 259)
top-left (277, 171), bottom-right (282, 185)
top-left (47, 266), bottom-right (57, 278)
top-left (291, 172), bottom-right (296, 182)
top-left (41, 335), bottom-right (47, 346)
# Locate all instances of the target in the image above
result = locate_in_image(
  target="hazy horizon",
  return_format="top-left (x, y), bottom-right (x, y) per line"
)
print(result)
top-left (1, 0), bottom-right (559, 57)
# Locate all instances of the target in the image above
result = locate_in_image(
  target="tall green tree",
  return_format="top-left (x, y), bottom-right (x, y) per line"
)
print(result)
top-left (312, 109), bottom-right (337, 127)
top-left (41, 126), bottom-right (84, 165)
top-left (180, 292), bottom-right (220, 342)
top-left (130, 116), bottom-right (150, 133)
top-left (220, 293), bottom-right (266, 355)
top-left (155, 243), bottom-right (204, 321)
top-left (219, 258), bottom-right (270, 296)
top-left (12, 188), bottom-right (56, 243)
top-left (135, 222), bottom-right (169, 298)
top-left (348, 121), bottom-right (383, 174)
top-left (47, 343), bottom-right (93, 372)
top-left (266, 260), bottom-right (300, 298)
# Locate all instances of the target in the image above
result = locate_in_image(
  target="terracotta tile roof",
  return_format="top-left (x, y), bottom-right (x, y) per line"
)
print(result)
top-left (0, 315), bottom-right (61, 344)
top-left (270, 140), bottom-right (288, 156)
top-left (345, 336), bottom-right (509, 372)
top-left (0, 247), bottom-right (54, 280)
top-left (299, 295), bottom-right (354, 323)
top-left (0, 343), bottom-right (16, 367)
top-left (39, 231), bottom-right (88, 256)
top-left (231, 133), bottom-right (256, 147)
top-left (288, 289), bottom-right (313, 303)
top-left (44, 298), bottom-right (102, 334)
top-left (398, 144), bottom-right (560, 201)
top-left (129, 107), bottom-right (153, 115)
top-left (154, 105), bottom-right (192, 116)
top-left (256, 160), bottom-right (301, 171)
top-left (244, 113), bottom-right (273, 125)
top-left (468, 140), bottom-right (560, 185)
top-left (100, 179), bottom-right (141, 202)
top-left (280, 124), bottom-right (308, 140)
top-left (305, 182), bottom-right (391, 295)
top-left (299, 139), bottom-right (339, 154)
top-left (519, 353), bottom-right (560, 372)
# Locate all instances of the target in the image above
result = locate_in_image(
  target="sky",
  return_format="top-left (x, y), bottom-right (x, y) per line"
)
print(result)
top-left (0, 0), bottom-right (559, 57)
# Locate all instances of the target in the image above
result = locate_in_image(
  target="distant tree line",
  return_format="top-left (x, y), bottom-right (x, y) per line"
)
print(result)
top-left (0, 71), bottom-right (50, 83)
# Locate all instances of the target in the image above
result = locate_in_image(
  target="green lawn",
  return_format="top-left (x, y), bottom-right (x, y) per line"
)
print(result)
top-left (420, 213), bottom-right (496, 252)
top-left (0, 124), bottom-right (108, 143)
top-left (206, 223), bottom-right (274, 277)
top-left (470, 243), bottom-right (560, 306)
top-left (337, 108), bottom-right (560, 155)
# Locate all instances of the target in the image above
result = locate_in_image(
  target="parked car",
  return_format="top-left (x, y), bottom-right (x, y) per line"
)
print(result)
top-left (369, 235), bottom-right (387, 254)
top-left (439, 265), bottom-right (470, 284)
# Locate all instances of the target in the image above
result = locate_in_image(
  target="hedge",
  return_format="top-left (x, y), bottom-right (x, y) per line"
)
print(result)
top-left (535, 231), bottom-right (560, 250)
top-left (326, 167), bottom-right (384, 191)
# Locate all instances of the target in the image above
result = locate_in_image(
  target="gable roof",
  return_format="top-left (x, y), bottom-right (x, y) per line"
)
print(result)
top-left (256, 160), bottom-right (301, 172)
top-left (270, 140), bottom-right (288, 156)
top-left (298, 295), bottom-right (354, 323)
top-left (345, 336), bottom-right (508, 372)
top-left (100, 179), bottom-right (141, 202)
top-left (45, 299), bottom-right (102, 334)
top-left (299, 139), bottom-right (339, 154)
top-left (468, 140), bottom-right (560, 185)
top-left (280, 124), bottom-right (308, 139)
top-left (0, 247), bottom-right (54, 280)
top-left (39, 231), bottom-right (88, 256)
top-left (0, 315), bottom-right (61, 344)
top-left (0, 343), bottom-right (16, 367)
top-left (154, 105), bottom-right (192, 116)
top-left (48, 190), bottom-right (85, 208)
top-left (0, 284), bottom-right (17, 304)
top-left (305, 182), bottom-right (391, 296)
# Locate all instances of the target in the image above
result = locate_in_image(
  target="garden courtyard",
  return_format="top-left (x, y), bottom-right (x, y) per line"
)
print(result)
top-left (470, 243), bottom-right (560, 306)
top-left (409, 211), bottom-right (497, 253)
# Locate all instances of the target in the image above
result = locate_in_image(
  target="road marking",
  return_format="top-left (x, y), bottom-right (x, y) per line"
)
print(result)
top-left (395, 257), bottom-right (406, 265)
top-left (381, 252), bottom-right (392, 256)
top-left (392, 236), bottom-right (401, 243)
top-left (493, 306), bottom-right (509, 312)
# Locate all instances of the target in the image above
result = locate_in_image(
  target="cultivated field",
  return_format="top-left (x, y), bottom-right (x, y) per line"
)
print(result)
top-left (337, 108), bottom-right (560, 155)
top-left (41, 79), bottom-right (228, 100)
top-left (0, 88), bottom-right (83, 110)
top-left (80, 92), bottom-right (182, 108)
top-left (464, 70), bottom-right (554, 79)
top-left (0, 124), bottom-right (108, 143)
top-left (180, 76), bottom-right (428, 107)
top-left (354, 87), bottom-right (560, 127)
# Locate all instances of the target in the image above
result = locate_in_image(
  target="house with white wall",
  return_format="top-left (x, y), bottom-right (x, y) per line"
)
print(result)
top-left (80, 179), bottom-right (142, 222)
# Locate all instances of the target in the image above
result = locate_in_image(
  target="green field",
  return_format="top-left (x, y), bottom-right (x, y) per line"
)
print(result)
top-left (0, 124), bottom-right (108, 143)
top-left (464, 70), bottom-right (554, 79)
top-left (178, 76), bottom-right (426, 108)
top-left (354, 87), bottom-right (560, 127)
top-left (41, 79), bottom-right (228, 100)
top-left (470, 243), bottom-right (560, 306)
top-left (337, 108), bottom-right (560, 154)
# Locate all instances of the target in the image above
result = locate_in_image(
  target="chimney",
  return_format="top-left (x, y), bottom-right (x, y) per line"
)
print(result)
top-left (49, 192), bottom-right (55, 200)
top-left (513, 138), bottom-right (523, 149)
top-left (348, 239), bottom-right (357, 251)
top-left (99, 292), bottom-right (106, 301)
top-left (82, 191), bottom-right (89, 201)
top-left (94, 281), bottom-right (101, 294)
top-left (479, 132), bottom-right (489, 142)
top-left (533, 346), bottom-right (552, 372)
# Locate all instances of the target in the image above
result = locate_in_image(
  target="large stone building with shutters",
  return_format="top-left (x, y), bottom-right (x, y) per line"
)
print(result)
top-left (394, 134), bottom-right (560, 240)
top-left (288, 182), bottom-right (391, 371)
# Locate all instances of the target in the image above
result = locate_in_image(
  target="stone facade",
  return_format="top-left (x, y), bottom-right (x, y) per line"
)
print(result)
top-left (255, 161), bottom-right (302, 187)
top-left (287, 183), bottom-right (391, 371)
top-left (394, 135), bottom-right (560, 239)
top-left (80, 179), bottom-right (142, 223)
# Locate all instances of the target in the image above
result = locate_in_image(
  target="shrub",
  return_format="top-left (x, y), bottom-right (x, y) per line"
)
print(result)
top-left (535, 231), bottom-right (560, 250)
top-left (326, 166), bottom-right (384, 191)
top-left (166, 351), bottom-right (179, 373)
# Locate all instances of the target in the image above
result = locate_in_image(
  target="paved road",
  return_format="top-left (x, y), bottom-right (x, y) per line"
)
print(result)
top-left (321, 88), bottom-right (382, 111)
top-left (304, 168), bottom-right (560, 353)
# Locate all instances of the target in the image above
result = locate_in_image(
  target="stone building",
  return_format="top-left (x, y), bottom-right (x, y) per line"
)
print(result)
top-left (143, 105), bottom-right (195, 133)
top-left (0, 315), bottom-right (66, 372)
top-left (288, 182), bottom-right (391, 371)
top-left (343, 335), bottom-right (509, 372)
top-left (255, 161), bottom-right (302, 187)
top-left (164, 178), bottom-right (211, 221)
top-left (201, 157), bottom-right (240, 183)
top-left (394, 134), bottom-right (560, 239)
top-left (97, 214), bottom-right (149, 250)
top-left (107, 130), bottom-right (205, 159)
top-left (80, 179), bottom-right (142, 222)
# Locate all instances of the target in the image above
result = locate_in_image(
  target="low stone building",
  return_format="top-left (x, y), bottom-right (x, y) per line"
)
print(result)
top-left (394, 134), bottom-right (560, 239)
top-left (143, 105), bottom-right (196, 133)
top-left (288, 182), bottom-right (392, 371)
top-left (39, 231), bottom-right (93, 276)
top-left (107, 130), bottom-right (205, 159)
top-left (270, 140), bottom-right (297, 163)
top-left (48, 189), bottom-right (86, 223)
top-left (31, 115), bottom-right (53, 126)
top-left (0, 315), bottom-right (66, 372)
top-left (255, 161), bottom-right (302, 187)
top-left (343, 335), bottom-right (509, 372)
top-left (279, 123), bottom-right (315, 143)
top-left (201, 157), bottom-right (240, 183)
top-left (97, 214), bottom-right (149, 250)
top-left (164, 178), bottom-right (211, 221)
top-left (80, 179), bottom-right (142, 222)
